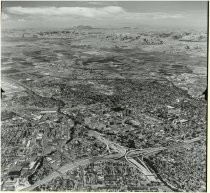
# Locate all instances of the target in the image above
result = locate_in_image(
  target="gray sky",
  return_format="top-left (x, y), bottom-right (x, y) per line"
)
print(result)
top-left (1, 1), bottom-right (208, 30)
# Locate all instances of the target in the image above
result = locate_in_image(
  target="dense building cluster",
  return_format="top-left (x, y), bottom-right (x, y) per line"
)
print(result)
top-left (34, 160), bottom-right (170, 192)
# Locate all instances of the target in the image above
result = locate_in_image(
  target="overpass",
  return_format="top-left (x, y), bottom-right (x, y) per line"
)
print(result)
top-left (88, 130), bottom-right (202, 182)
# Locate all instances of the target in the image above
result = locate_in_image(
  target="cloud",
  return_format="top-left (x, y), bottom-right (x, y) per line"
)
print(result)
top-left (87, 2), bottom-right (118, 6)
top-left (152, 13), bottom-right (184, 19)
top-left (87, 2), bottom-right (108, 5)
top-left (5, 6), bottom-right (185, 24)
top-left (2, 13), bottom-right (9, 20)
top-left (18, 18), bottom-right (25, 22)
top-left (6, 6), bottom-right (125, 18)
top-left (123, 12), bottom-right (184, 20)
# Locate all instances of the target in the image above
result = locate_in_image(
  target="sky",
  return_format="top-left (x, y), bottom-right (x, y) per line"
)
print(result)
top-left (1, 1), bottom-right (208, 30)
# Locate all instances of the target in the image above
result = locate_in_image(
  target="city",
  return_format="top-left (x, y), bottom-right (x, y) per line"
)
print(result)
top-left (1, 1), bottom-right (207, 192)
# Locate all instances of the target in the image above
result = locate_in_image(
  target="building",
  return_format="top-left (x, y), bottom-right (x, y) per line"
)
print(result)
top-left (8, 166), bottom-right (22, 178)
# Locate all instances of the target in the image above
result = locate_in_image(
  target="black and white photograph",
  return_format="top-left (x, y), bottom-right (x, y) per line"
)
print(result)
top-left (1, 1), bottom-right (208, 192)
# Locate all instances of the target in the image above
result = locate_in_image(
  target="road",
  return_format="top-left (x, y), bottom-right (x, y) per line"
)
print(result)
top-left (21, 131), bottom-right (202, 191)
top-left (88, 130), bottom-right (159, 181)
top-left (3, 76), bottom-right (52, 98)
top-left (21, 153), bottom-right (121, 191)
top-left (88, 130), bottom-right (126, 155)
top-left (125, 156), bottom-right (157, 182)
top-left (128, 137), bottom-right (202, 158)
top-left (124, 148), bottom-right (159, 182)
top-left (88, 130), bottom-right (202, 182)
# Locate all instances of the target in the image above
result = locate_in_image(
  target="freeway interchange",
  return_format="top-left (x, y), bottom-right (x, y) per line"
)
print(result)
top-left (21, 129), bottom-right (202, 191)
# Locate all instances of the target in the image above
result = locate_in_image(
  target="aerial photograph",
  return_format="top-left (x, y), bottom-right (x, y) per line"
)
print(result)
top-left (1, 1), bottom-right (207, 192)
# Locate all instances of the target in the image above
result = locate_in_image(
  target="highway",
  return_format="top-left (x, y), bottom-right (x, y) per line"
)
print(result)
top-left (21, 130), bottom-right (202, 191)
top-left (21, 153), bottom-right (121, 191)
top-left (124, 150), bottom-right (158, 182)
top-left (88, 130), bottom-right (202, 182)
top-left (125, 156), bottom-right (157, 182)
top-left (88, 130), bottom-right (126, 155)
top-left (128, 137), bottom-right (202, 158)
top-left (3, 76), bottom-right (53, 98)
top-left (88, 130), bottom-right (160, 181)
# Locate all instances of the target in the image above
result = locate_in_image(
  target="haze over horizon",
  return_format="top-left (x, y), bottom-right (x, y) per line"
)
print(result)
top-left (1, 1), bottom-right (208, 31)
